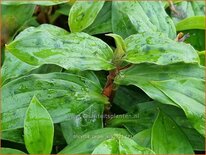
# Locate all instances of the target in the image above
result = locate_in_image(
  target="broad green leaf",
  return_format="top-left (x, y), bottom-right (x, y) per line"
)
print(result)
top-left (6, 24), bottom-right (114, 71)
top-left (92, 134), bottom-right (155, 154)
top-left (84, 2), bottom-right (112, 35)
top-left (2, 72), bottom-right (107, 131)
top-left (176, 16), bottom-right (205, 31)
top-left (2, 4), bottom-right (35, 42)
top-left (24, 96), bottom-right (54, 154)
top-left (115, 63), bottom-right (205, 135)
top-left (132, 129), bottom-right (151, 148)
top-left (112, 1), bottom-right (175, 39)
top-left (152, 79), bottom-right (205, 136)
top-left (0, 148), bottom-right (26, 154)
top-left (124, 32), bottom-right (199, 65)
top-left (58, 128), bottom-right (130, 154)
top-left (1, 50), bottom-right (62, 85)
top-left (151, 111), bottom-right (194, 154)
top-left (69, 0), bottom-right (105, 32)
top-left (2, 0), bottom-right (68, 6)
top-left (60, 103), bottom-right (103, 144)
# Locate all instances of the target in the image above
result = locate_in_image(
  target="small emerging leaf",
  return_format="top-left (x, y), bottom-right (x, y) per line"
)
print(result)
top-left (24, 96), bottom-right (54, 154)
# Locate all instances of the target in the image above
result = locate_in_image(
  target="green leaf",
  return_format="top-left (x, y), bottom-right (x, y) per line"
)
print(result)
top-left (69, 0), bottom-right (105, 32)
top-left (151, 111), bottom-right (194, 154)
top-left (199, 51), bottom-right (205, 66)
top-left (181, 29), bottom-right (205, 51)
top-left (113, 86), bottom-right (151, 113)
top-left (176, 16), bottom-right (205, 31)
top-left (2, 4), bottom-right (35, 41)
top-left (60, 103), bottom-right (103, 144)
top-left (6, 24), bottom-right (114, 71)
top-left (2, 124), bottom-right (66, 145)
top-left (2, 0), bottom-right (68, 6)
top-left (24, 96), bottom-right (54, 154)
top-left (1, 51), bottom-right (36, 85)
top-left (112, 1), bottom-right (175, 39)
top-left (0, 148), bottom-right (26, 154)
top-left (132, 129), bottom-right (151, 148)
top-left (92, 134), bottom-right (155, 154)
top-left (115, 63), bottom-right (205, 135)
top-left (84, 2), bottom-right (112, 35)
top-left (2, 72), bottom-right (107, 131)
top-left (106, 33), bottom-right (125, 65)
top-left (124, 32), bottom-right (199, 65)
top-left (59, 128), bottom-right (130, 154)
top-left (151, 79), bottom-right (205, 136)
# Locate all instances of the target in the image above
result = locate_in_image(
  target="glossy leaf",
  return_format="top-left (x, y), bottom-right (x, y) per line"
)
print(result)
top-left (6, 24), bottom-right (114, 71)
top-left (112, 1), bottom-right (175, 39)
top-left (0, 148), bottom-right (26, 154)
top-left (84, 2), bottom-right (112, 35)
top-left (2, 72), bottom-right (107, 131)
top-left (24, 96), bottom-right (54, 154)
top-left (115, 63), bottom-right (205, 135)
top-left (151, 111), bottom-right (194, 154)
top-left (176, 16), bottom-right (205, 31)
top-left (59, 128), bottom-right (130, 154)
top-left (69, 0), bottom-right (105, 32)
top-left (123, 32), bottom-right (199, 65)
top-left (92, 134), bottom-right (155, 154)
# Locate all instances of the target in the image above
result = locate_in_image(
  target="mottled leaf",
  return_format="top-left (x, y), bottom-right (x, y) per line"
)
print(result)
top-left (24, 96), bottom-right (54, 154)
top-left (115, 63), bottom-right (205, 136)
top-left (69, 0), bottom-right (104, 32)
top-left (112, 1), bottom-right (175, 39)
top-left (6, 24), bottom-right (114, 71)
top-left (123, 32), bottom-right (199, 65)
top-left (2, 72), bottom-right (107, 131)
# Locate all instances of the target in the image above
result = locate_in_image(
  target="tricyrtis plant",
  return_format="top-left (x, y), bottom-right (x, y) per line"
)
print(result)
top-left (1, 0), bottom-right (205, 154)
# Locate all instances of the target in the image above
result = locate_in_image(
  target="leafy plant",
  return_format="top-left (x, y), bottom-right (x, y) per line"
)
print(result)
top-left (1, 0), bottom-right (205, 154)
